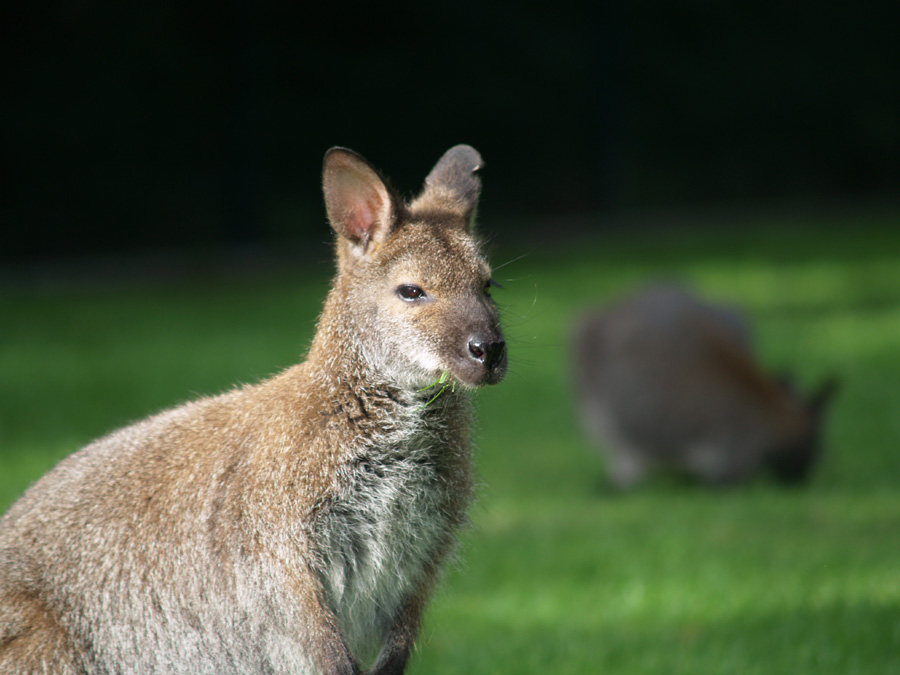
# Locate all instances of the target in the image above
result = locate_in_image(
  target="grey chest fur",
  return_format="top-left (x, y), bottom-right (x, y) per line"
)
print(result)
top-left (313, 411), bottom-right (470, 659)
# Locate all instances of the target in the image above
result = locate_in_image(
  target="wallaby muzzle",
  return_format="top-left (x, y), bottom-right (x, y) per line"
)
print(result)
top-left (448, 297), bottom-right (506, 386)
top-left (467, 336), bottom-right (506, 385)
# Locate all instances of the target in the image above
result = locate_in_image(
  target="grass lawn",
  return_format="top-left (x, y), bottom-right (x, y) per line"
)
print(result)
top-left (2, 209), bottom-right (900, 672)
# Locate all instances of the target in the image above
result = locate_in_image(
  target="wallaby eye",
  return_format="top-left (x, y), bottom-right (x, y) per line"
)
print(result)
top-left (397, 284), bottom-right (426, 301)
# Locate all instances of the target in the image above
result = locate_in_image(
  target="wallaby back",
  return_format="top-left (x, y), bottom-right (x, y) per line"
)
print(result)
top-left (572, 284), bottom-right (835, 488)
top-left (0, 145), bottom-right (506, 675)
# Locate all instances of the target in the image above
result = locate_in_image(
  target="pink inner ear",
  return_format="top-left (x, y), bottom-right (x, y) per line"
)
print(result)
top-left (336, 171), bottom-right (384, 244)
top-left (345, 192), bottom-right (378, 242)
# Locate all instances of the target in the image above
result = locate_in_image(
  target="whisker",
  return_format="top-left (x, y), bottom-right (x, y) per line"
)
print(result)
top-left (492, 252), bottom-right (530, 272)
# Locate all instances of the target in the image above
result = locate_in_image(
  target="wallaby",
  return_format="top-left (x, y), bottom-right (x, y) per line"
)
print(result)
top-left (0, 145), bottom-right (507, 674)
top-left (571, 284), bottom-right (835, 488)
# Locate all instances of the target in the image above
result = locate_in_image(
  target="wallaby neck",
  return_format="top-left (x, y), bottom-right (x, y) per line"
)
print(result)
top-left (303, 335), bottom-right (467, 417)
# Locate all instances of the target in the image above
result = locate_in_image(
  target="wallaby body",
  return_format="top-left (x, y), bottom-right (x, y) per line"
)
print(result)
top-left (0, 145), bottom-right (506, 674)
top-left (572, 284), bottom-right (834, 488)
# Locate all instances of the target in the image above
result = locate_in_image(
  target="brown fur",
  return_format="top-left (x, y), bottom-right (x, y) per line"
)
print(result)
top-left (0, 145), bottom-right (506, 674)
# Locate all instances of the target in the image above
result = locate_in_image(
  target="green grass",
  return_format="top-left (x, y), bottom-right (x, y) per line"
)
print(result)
top-left (3, 211), bottom-right (900, 672)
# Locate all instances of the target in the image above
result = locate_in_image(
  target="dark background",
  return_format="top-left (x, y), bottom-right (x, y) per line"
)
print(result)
top-left (3, 1), bottom-right (898, 264)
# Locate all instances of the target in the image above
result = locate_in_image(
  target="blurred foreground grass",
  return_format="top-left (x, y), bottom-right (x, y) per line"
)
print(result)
top-left (2, 212), bottom-right (900, 672)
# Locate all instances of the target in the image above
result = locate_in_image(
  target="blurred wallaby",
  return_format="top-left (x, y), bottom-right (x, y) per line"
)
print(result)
top-left (0, 145), bottom-right (506, 674)
top-left (571, 284), bottom-right (835, 488)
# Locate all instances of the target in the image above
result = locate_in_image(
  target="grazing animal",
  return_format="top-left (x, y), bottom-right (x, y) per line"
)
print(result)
top-left (571, 284), bottom-right (835, 488)
top-left (0, 145), bottom-right (507, 674)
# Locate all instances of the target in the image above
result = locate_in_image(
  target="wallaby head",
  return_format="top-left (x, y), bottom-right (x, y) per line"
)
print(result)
top-left (320, 144), bottom-right (506, 390)
top-left (765, 376), bottom-right (839, 484)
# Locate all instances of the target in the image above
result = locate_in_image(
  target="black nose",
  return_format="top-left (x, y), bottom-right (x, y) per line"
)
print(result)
top-left (468, 339), bottom-right (506, 371)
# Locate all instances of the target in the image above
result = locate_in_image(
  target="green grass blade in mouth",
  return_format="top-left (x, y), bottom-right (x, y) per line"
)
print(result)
top-left (417, 370), bottom-right (454, 408)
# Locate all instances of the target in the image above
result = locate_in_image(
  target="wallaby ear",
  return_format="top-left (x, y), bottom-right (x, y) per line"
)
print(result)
top-left (809, 377), bottom-right (840, 417)
top-left (323, 147), bottom-right (398, 253)
top-left (421, 144), bottom-right (483, 225)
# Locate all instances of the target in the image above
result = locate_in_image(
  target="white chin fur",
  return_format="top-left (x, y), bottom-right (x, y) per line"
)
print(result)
top-left (360, 341), bottom-right (447, 390)
top-left (404, 352), bottom-right (447, 389)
